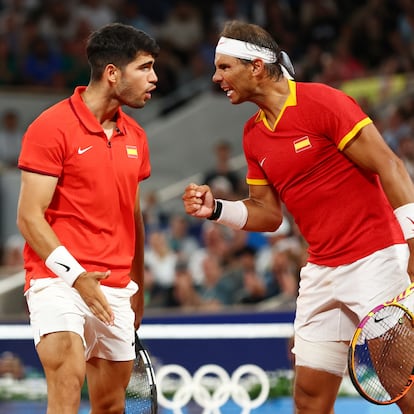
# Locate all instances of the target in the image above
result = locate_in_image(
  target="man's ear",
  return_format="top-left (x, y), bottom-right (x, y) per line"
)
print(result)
top-left (105, 64), bottom-right (118, 84)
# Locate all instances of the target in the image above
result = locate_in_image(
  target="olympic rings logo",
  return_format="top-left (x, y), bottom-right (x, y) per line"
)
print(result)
top-left (156, 364), bottom-right (270, 414)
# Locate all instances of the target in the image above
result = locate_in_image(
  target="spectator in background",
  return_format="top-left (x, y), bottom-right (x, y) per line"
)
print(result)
top-left (1, 233), bottom-right (25, 268)
top-left (120, 1), bottom-right (156, 38)
top-left (229, 246), bottom-right (267, 304)
top-left (37, 0), bottom-right (80, 48)
top-left (165, 260), bottom-right (202, 309)
top-left (76, 0), bottom-right (116, 31)
top-left (0, 109), bottom-right (24, 169)
top-left (21, 34), bottom-right (64, 88)
top-left (188, 221), bottom-right (234, 287)
top-left (141, 190), bottom-right (169, 232)
top-left (60, 19), bottom-right (92, 90)
top-left (203, 139), bottom-right (243, 199)
top-left (261, 249), bottom-right (300, 309)
top-left (0, 36), bottom-right (19, 86)
top-left (198, 254), bottom-right (231, 307)
top-left (0, 351), bottom-right (25, 380)
top-left (382, 103), bottom-right (411, 153)
top-left (398, 130), bottom-right (414, 182)
top-left (165, 213), bottom-right (200, 262)
top-left (145, 229), bottom-right (177, 298)
top-left (156, 0), bottom-right (204, 70)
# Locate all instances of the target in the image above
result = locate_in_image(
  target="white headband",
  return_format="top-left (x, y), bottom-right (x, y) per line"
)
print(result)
top-left (216, 36), bottom-right (276, 63)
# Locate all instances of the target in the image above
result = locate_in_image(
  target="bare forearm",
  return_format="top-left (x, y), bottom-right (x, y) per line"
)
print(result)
top-left (379, 158), bottom-right (414, 209)
top-left (17, 213), bottom-right (61, 259)
top-left (130, 210), bottom-right (145, 288)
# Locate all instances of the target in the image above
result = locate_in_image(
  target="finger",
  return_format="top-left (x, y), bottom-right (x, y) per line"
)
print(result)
top-left (91, 301), bottom-right (114, 326)
top-left (94, 270), bottom-right (111, 280)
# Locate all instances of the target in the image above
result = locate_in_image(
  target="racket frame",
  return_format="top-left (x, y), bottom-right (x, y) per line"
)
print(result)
top-left (348, 296), bottom-right (414, 405)
top-left (135, 334), bottom-right (158, 414)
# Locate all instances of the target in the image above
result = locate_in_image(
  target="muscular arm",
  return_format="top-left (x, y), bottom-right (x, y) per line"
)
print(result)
top-left (17, 171), bottom-right (61, 258)
top-left (130, 184), bottom-right (145, 329)
top-left (182, 182), bottom-right (283, 232)
top-left (344, 123), bottom-right (414, 279)
top-left (343, 123), bottom-right (414, 208)
top-left (17, 170), bottom-right (114, 324)
top-left (243, 184), bottom-right (283, 232)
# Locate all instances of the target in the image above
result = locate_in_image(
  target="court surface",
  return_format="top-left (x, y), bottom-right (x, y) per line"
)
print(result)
top-left (0, 398), bottom-right (401, 414)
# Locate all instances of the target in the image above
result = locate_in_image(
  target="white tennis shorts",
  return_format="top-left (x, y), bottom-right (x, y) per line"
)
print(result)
top-left (292, 244), bottom-right (411, 374)
top-left (25, 277), bottom-right (138, 361)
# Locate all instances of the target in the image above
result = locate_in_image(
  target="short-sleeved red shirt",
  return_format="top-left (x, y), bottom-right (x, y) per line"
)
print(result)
top-left (244, 80), bottom-right (404, 266)
top-left (18, 86), bottom-right (151, 290)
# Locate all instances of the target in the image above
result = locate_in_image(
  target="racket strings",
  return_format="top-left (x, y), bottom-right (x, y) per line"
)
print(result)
top-left (125, 350), bottom-right (155, 414)
top-left (353, 306), bottom-right (414, 403)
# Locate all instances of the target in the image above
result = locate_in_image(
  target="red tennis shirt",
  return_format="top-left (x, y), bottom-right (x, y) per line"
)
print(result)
top-left (244, 80), bottom-right (405, 266)
top-left (18, 86), bottom-right (151, 290)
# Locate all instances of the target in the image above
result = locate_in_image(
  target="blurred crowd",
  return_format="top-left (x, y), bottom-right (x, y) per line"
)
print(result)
top-left (1, 0), bottom-right (414, 312)
top-left (0, 0), bottom-right (413, 94)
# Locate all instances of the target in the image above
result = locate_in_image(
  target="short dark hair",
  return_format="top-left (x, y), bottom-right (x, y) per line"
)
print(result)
top-left (86, 23), bottom-right (160, 81)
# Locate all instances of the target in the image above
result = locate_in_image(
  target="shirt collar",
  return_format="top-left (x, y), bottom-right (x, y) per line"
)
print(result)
top-left (69, 86), bottom-right (126, 135)
top-left (255, 79), bottom-right (297, 130)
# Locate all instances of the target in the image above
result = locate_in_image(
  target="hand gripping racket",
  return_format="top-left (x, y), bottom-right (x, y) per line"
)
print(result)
top-left (348, 283), bottom-right (414, 405)
top-left (125, 333), bottom-right (158, 414)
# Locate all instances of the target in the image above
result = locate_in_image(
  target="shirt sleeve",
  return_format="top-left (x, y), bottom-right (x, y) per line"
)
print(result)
top-left (18, 118), bottom-right (65, 177)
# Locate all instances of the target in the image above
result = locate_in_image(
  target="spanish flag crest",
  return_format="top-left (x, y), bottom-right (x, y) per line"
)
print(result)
top-left (294, 136), bottom-right (312, 153)
top-left (126, 145), bottom-right (138, 158)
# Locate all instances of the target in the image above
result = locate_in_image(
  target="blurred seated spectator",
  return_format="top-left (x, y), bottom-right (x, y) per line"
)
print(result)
top-left (151, 40), bottom-right (181, 97)
top-left (211, 0), bottom-right (249, 32)
top-left (2, 234), bottom-right (25, 268)
top-left (156, 0), bottom-right (204, 69)
top-left (188, 221), bottom-right (234, 286)
top-left (38, 0), bottom-right (80, 48)
top-left (120, 1), bottom-right (156, 38)
top-left (141, 190), bottom-right (169, 233)
top-left (397, 131), bottom-right (414, 182)
top-left (165, 213), bottom-right (200, 262)
top-left (165, 260), bottom-right (203, 309)
top-left (198, 254), bottom-right (233, 307)
top-left (0, 351), bottom-right (25, 380)
top-left (75, 0), bottom-right (116, 31)
top-left (264, 250), bottom-right (299, 300)
top-left (0, 36), bottom-right (19, 86)
top-left (21, 34), bottom-right (64, 88)
top-left (230, 246), bottom-right (267, 304)
top-left (202, 139), bottom-right (243, 199)
top-left (381, 103), bottom-right (412, 153)
top-left (0, 109), bottom-right (24, 169)
top-left (60, 19), bottom-right (92, 89)
top-left (145, 230), bottom-right (177, 299)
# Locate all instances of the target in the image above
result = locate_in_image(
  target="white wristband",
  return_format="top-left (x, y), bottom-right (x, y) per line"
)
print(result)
top-left (394, 203), bottom-right (414, 240)
top-left (216, 199), bottom-right (248, 230)
top-left (45, 246), bottom-right (86, 286)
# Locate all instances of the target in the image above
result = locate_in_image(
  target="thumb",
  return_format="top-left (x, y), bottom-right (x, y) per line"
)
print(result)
top-left (95, 270), bottom-right (111, 280)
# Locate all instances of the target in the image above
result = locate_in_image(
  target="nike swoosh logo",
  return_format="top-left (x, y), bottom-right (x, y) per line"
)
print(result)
top-left (374, 315), bottom-right (390, 323)
top-left (78, 146), bottom-right (93, 155)
top-left (55, 262), bottom-right (70, 272)
top-left (259, 157), bottom-right (267, 167)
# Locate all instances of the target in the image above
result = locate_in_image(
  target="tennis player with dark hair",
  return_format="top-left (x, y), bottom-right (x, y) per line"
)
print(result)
top-left (182, 20), bottom-right (414, 414)
top-left (17, 23), bottom-right (159, 413)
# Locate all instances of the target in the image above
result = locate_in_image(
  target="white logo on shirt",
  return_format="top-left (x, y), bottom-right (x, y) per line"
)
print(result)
top-left (259, 157), bottom-right (267, 167)
top-left (78, 146), bottom-right (93, 155)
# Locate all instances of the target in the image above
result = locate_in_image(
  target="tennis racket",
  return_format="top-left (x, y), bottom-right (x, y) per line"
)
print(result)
top-left (348, 283), bottom-right (414, 405)
top-left (125, 333), bottom-right (158, 414)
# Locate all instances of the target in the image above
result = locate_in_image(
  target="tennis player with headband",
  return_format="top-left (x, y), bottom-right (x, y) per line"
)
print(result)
top-left (182, 20), bottom-right (414, 414)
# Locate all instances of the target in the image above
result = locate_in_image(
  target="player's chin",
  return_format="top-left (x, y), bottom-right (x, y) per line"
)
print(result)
top-left (128, 100), bottom-right (146, 109)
